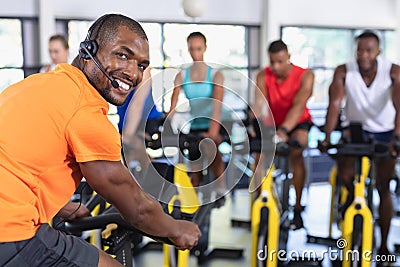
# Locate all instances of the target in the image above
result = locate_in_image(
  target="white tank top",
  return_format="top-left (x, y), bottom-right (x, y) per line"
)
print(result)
top-left (343, 56), bottom-right (395, 132)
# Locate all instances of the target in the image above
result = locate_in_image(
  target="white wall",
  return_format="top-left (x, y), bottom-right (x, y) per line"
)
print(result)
top-left (0, 0), bottom-right (37, 17)
top-left (0, 0), bottom-right (262, 24)
top-left (275, 0), bottom-right (396, 29)
top-left (1, 0), bottom-right (397, 29)
top-left (53, 0), bottom-right (261, 24)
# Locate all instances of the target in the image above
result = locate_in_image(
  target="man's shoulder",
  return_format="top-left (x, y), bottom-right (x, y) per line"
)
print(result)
top-left (389, 62), bottom-right (400, 77)
top-left (391, 62), bottom-right (400, 70)
top-left (26, 67), bottom-right (82, 101)
top-left (334, 64), bottom-right (347, 75)
top-left (255, 68), bottom-right (266, 79)
top-left (262, 66), bottom-right (272, 76)
top-left (290, 64), bottom-right (311, 80)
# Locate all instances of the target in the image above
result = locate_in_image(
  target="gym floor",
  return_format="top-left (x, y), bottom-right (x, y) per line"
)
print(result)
top-left (133, 183), bottom-right (400, 267)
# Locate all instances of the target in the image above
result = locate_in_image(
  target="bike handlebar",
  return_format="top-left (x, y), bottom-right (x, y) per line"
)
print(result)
top-left (64, 194), bottom-right (175, 245)
top-left (144, 119), bottom-right (304, 158)
top-left (318, 140), bottom-right (391, 158)
top-left (64, 193), bottom-right (213, 246)
top-left (249, 131), bottom-right (303, 155)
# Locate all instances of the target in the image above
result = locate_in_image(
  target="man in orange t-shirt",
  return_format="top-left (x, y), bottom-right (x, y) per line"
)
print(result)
top-left (0, 14), bottom-right (200, 267)
top-left (252, 40), bottom-right (314, 230)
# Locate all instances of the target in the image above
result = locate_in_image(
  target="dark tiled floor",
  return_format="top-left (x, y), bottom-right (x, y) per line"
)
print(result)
top-left (133, 184), bottom-right (400, 267)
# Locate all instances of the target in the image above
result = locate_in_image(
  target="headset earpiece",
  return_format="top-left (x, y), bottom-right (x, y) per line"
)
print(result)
top-left (78, 14), bottom-right (111, 60)
top-left (79, 40), bottom-right (99, 59)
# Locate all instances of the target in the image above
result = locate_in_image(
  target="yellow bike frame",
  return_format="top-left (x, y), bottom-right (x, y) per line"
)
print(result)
top-left (341, 157), bottom-right (372, 267)
top-left (163, 163), bottom-right (199, 267)
top-left (251, 165), bottom-right (281, 267)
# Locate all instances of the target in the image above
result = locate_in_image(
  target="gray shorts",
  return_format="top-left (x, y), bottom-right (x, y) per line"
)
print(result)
top-left (0, 223), bottom-right (99, 267)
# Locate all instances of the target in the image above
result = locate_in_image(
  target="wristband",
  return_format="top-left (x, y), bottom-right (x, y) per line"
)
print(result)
top-left (278, 126), bottom-right (290, 136)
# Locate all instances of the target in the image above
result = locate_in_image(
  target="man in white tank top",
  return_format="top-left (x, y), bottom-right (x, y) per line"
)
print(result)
top-left (322, 31), bottom-right (400, 257)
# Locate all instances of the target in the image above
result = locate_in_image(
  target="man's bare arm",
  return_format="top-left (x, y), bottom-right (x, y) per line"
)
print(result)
top-left (280, 70), bottom-right (314, 131)
top-left (391, 64), bottom-right (400, 136)
top-left (55, 201), bottom-right (90, 221)
top-left (323, 65), bottom-right (346, 143)
top-left (80, 160), bottom-right (201, 250)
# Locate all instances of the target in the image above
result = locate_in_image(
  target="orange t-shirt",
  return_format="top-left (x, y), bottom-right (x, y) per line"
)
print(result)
top-left (0, 64), bottom-right (121, 242)
top-left (264, 65), bottom-right (312, 127)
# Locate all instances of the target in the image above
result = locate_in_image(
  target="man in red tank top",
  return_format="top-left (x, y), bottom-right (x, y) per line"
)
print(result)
top-left (252, 40), bottom-right (314, 230)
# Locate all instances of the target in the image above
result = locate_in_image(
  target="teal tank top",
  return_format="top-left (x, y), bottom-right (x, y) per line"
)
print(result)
top-left (182, 66), bottom-right (214, 130)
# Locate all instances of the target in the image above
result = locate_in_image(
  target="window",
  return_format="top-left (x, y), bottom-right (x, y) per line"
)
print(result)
top-left (163, 23), bottom-right (249, 116)
top-left (0, 19), bottom-right (24, 93)
top-left (282, 27), bottom-right (354, 109)
top-left (383, 30), bottom-right (396, 62)
top-left (68, 20), bottom-right (93, 63)
top-left (141, 23), bottom-right (163, 68)
top-left (163, 24), bottom-right (247, 67)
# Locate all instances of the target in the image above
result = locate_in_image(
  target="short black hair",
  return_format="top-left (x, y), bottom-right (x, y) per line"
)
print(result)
top-left (268, 40), bottom-right (288, 54)
top-left (356, 30), bottom-right (380, 46)
top-left (49, 34), bottom-right (69, 50)
top-left (187, 32), bottom-right (207, 44)
top-left (89, 14), bottom-right (148, 48)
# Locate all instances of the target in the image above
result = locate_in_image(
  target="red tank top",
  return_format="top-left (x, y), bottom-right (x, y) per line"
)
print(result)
top-left (264, 65), bottom-right (312, 127)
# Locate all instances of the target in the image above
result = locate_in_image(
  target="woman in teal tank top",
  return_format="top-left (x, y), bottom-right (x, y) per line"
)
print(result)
top-left (168, 32), bottom-right (227, 198)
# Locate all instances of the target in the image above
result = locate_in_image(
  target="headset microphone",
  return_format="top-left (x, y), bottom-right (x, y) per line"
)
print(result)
top-left (81, 45), bottom-right (119, 89)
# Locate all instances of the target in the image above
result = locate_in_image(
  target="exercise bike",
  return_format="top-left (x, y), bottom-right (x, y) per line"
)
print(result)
top-left (62, 124), bottom-right (206, 266)
top-left (316, 125), bottom-right (394, 267)
top-left (142, 120), bottom-right (244, 266)
top-left (251, 131), bottom-right (309, 267)
top-left (65, 172), bottom-right (202, 267)
top-left (64, 193), bottom-right (190, 267)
